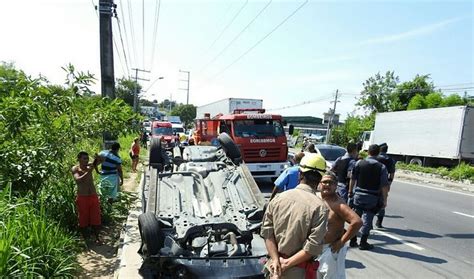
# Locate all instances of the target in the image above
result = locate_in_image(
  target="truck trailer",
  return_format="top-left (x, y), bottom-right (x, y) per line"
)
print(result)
top-left (362, 106), bottom-right (474, 166)
top-left (196, 98), bottom-right (263, 119)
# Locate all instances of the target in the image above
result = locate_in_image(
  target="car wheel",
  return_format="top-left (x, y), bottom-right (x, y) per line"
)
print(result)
top-left (149, 138), bottom-right (163, 167)
top-left (409, 157), bottom-right (423, 166)
top-left (138, 212), bottom-right (164, 256)
top-left (218, 132), bottom-right (242, 164)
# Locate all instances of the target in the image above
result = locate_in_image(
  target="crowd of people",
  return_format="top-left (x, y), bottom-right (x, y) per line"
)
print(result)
top-left (264, 142), bottom-right (395, 279)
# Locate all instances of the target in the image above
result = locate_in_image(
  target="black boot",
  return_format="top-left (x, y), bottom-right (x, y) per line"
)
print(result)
top-left (359, 234), bottom-right (374, 250)
top-left (349, 236), bottom-right (358, 248)
top-left (375, 216), bottom-right (384, 228)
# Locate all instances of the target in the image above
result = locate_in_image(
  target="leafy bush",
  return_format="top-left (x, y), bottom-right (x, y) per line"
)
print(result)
top-left (0, 63), bottom-right (141, 276)
top-left (0, 186), bottom-right (79, 277)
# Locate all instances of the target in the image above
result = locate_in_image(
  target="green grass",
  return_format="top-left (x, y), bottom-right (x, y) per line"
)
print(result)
top-left (0, 134), bottom-right (140, 277)
top-left (0, 185), bottom-right (79, 277)
top-left (397, 162), bottom-right (474, 183)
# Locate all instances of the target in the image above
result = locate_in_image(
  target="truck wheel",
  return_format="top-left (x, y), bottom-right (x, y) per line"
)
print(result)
top-left (138, 212), bottom-right (164, 256)
top-left (409, 157), bottom-right (423, 166)
top-left (149, 138), bottom-right (164, 167)
top-left (218, 132), bottom-right (242, 164)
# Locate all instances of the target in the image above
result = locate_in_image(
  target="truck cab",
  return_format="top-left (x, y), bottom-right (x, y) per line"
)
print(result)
top-left (151, 121), bottom-right (177, 149)
top-left (194, 109), bottom-right (289, 179)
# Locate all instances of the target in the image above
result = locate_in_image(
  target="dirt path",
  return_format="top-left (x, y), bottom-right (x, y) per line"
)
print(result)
top-left (77, 166), bottom-right (141, 278)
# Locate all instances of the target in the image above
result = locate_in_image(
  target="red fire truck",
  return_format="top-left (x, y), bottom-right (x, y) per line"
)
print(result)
top-left (194, 109), bottom-right (290, 179)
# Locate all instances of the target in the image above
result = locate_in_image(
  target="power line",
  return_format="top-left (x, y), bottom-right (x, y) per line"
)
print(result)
top-left (126, 0), bottom-right (138, 67)
top-left (203, 0), bottom-right (249, 55)
top-left (119, 0), bottom-right (134, 68)
top-left (268, 93), bottom-right (333, 111)
top-left (142, 0), bottom-right (145, 69)
top-left (149, 0), bottom-right (162, 72)
top-left (208, 0), bottom-right (309, 82)
top-left (115, 16), bottom-right (131, 78)
top-left (200, 0), bottom-right (272, 72)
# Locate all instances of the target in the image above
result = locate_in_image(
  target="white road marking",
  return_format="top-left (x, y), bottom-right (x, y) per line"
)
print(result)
top-left (394, 179), bottom-right (474, 197)
top-left (452, 211), bottom-right (474, 218)
top-left (372, 230), bottom-right (425, 251)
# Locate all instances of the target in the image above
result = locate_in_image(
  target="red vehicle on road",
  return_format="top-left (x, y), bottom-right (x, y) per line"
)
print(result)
top-left (194, 109), bottom-right (290, 179)
top-left (150, 121), bottom-right (177, 150)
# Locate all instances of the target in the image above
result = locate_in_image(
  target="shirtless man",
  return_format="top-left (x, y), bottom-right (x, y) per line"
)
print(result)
top-left (71, 151), bottom-right (101, 243)
top-left (317, 173), bottom-right (362, 279)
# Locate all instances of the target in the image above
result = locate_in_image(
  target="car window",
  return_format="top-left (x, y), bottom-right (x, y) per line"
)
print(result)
top-left (317, 147), bottom-right (346, 161)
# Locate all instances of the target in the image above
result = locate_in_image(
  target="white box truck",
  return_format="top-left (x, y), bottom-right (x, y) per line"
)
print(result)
top-left (362, 106), bottom-right (474, 166)
top-left (196, 98), bottom-right (263, 119)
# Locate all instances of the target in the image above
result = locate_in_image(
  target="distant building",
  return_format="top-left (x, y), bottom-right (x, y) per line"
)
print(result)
top-left (140, 106), bottom-right (165, 119)
top-left (283, 116), bottom-right (328, 142)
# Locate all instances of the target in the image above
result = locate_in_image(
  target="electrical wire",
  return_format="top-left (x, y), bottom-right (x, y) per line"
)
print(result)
top-left (268, 94), bottom-right (334, 111)
top-left (127, 0), bottom-right (138, 67)
top-left (208, 0), bottom-right (309, 82)
top-left (119, 0), bottom-right (134, 68)
top-left (200, 0), bottom-right (272, 72)
top-left (142, 0), bottom-right (145, 69)
top-left (115, 16), bottom-right (131, 78)
top-left (203, 0), bottom-right (249, 55)
top-left (149, 0), bottom-right (162, 72)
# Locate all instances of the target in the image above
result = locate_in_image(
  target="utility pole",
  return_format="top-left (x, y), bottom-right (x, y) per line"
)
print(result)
top-left (325, 89), bottom-right (339, 144)
top-left (131, 68), bottom-right (150, 112)
top-left (179, 70), bottom-right (190, 105)
top-left (99, 0), bottom-right (116, 98)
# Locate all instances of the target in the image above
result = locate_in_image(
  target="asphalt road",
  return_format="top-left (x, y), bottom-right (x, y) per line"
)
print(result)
top-left (256, 179), bottom-right (474, 278)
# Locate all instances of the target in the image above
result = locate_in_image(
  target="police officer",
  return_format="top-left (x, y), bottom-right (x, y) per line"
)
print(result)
top-left (330, 142), bottom-right (358, 203)
top-left (348, 144), bottom-right (389, 250)
top-left (375, 143), bottom-right (396, 228)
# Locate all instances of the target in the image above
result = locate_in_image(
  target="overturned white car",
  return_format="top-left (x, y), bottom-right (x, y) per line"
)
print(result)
top-left (139, 133), bottom-right (268, 279)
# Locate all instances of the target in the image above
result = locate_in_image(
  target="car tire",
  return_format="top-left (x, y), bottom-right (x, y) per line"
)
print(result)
top-left (149, 138), bottom-right (163, 167)
top-left (138, 212), bottom-right (164, 256)
top-left (218, 132), bottom-right (242, 164)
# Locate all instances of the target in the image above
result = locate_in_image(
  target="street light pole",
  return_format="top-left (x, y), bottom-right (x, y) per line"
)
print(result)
top-left (179, 70), bottom-right (190, 105)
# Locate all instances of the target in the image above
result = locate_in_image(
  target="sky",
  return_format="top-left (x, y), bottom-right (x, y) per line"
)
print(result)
top-left (0, 0), bottom-right (473, 120)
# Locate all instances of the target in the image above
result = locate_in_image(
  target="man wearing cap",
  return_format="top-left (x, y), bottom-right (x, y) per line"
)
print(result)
top-left (375, 143), bottom-right (396, 228)
top-left (261, 154), bottom-right (329, 278)
top-left (348, 144), bottom-right (389, 250)
top-left (330, 142), bottom-right (359, 203)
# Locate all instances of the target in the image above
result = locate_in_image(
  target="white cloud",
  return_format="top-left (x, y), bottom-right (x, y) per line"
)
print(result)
top-left (357, 17), bottom-right (464, 46)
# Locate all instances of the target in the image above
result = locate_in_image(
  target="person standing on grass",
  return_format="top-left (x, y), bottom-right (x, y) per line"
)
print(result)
top-left (317, 173), bottom-right (362, 279)
top-left (130, 137), bottom-right (140, 172)
top-left (71, 151), bottom-right (101, 244)
top-left (96, 142), bottom-right (123, 202)
top-left (375, 142), bottom-right (396, 228)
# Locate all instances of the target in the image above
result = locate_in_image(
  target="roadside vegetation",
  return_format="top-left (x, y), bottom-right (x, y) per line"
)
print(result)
top-left (330, 72), bottom-right (472, 147)
top-left (0, 62), bottom-right (140, 277)
top-left (397, 162), bottom-right (474, 183)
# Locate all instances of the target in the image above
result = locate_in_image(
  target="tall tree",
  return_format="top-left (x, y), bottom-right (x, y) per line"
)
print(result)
top-left (170, 104), bottom-right (196, 128)
top-left (357, 71), bottom-right (399, 113)
top-left (115, 78), bottom-right (141, 107)
top-left (392, 74), bottom-right (435, 111)
top-left (442, 94), bottom-right (465, 107)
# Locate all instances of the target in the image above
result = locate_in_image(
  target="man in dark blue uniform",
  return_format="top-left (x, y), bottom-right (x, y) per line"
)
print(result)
top-left (348, 144), bottom-right (389, 250)
top-left (330, 142), bottom-right (359, 203)
top-left (375, 143), bottom-right (396, 228)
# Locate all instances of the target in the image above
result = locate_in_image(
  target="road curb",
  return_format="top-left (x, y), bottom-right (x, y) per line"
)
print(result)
top-left (394, 170), bottom-right (474, 194)
top-left (114, 172), bottom-right (145, 278)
